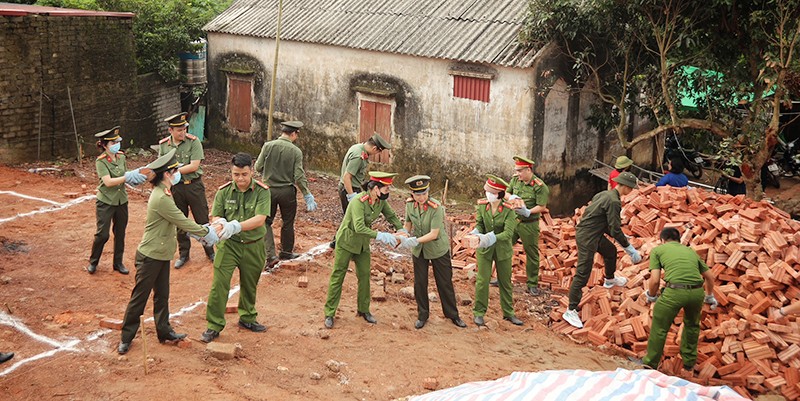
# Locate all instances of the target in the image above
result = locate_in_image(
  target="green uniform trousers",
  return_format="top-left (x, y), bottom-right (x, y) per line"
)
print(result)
top-left (413, 251), bottom-right (460, 321)
top-left (89, 200), bottom-right (128, 267)
top-left (172, 179), bottom-right (213, 259)
top-left (323, 247), bottom-right (371, 317)
top-left (568, 234), bottom-right (617, 310)
top-left (206, 240), bottom-right (266, 331)
top-left (474, 253), bottom-right (514, 318)
top-left (264, 186), bottom-right (297, 259)
top-left (643, 287), bottom-right (704, 369)
top-left (121, 252), bottom-right (175, 343)
top-left (513, 220), bottom-right (540, 288)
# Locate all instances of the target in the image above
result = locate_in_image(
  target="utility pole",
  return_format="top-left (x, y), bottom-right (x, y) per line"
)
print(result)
top-left (266, 0), bottom-right (284, 141)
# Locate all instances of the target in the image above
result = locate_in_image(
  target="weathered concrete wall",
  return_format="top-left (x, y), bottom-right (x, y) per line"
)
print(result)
top-left (0, 14), bottom-right (178, 163)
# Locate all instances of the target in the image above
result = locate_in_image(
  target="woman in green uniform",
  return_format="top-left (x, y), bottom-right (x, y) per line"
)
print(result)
top-left (87, 127), bottom-right (147, 275)
top-left (469, 175), bottom-right (522, 326)
top-left (400, 175), bottom-right (466, 329)
top-left (323, 171), bottom-right (405, 329)
top-left (118, 149), bottom-right (219, 355)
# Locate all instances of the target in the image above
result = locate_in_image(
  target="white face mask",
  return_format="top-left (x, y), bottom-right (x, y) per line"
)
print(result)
top-left (170, 171), bottom-right (182, 185)
top-left (485, 192), bottom-right (498, 202)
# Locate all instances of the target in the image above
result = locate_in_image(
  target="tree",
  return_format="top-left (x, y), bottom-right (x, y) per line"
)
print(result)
top-left (35, 0), bottom-right (231, 81)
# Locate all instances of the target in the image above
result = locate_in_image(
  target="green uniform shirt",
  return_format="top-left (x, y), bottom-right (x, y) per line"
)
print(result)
top-left (338, 144), bottom-right (369, 191)
top-left (95, 152), bottom-right (128, 206)
top-left (211, 179), bottom-right (271, 243)
top-left (254, 137), bottom-right (310, 195)
top-left (336, 192), bottom-right (403, 254)
top-left (158, 134), bottom-right (204, 181)
top-left (507, 175), bottom-right (549, 222)
top-left (404, 198), bottom-right (449, 259)
top-left (475, 201), bottom-right (519, 260)
top-left (576, 189), bottom-right (630, 248)
top-left (649, 241), bottom-right (709, 285)
top-left (137, 184), bottom-right (209, 261)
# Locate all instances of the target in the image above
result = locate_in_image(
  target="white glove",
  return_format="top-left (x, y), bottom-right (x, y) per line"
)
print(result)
top-left (124, 168), bottom-right (147, 185)
top-left (304, 193), bottom-right (317, 212)
top-left (469, 228), bottom-right (480, 236)
top-left (476, 232), bottom-right (497, 248)
top-left (211, 217), bottom-right (228, 226)
top-left (704, 294), bottom-right (718, 310)
top-left (202, 225), bottom-right (219, 246)
top-left (624, 244), bottom-right (642, 263)
top-left (220, 220), bottom-right (242, 240)
top-left (375, 232), bottom-right (398, 247)
top-left (508, 195), bottom-right (521, 201)
top-left (645, 290), bottom-right (659, 304)
top-left (397, 228), bottom-right (410, 236)
top-left (346, 192), bottom-right (358, 202)
top-left (399, 236), bottom-right (419, 250)
top-left (514, 205), bottom-right (531, 218)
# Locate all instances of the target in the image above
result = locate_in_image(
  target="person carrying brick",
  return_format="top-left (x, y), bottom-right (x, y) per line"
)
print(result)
top-left (201, 153), bottom-right (272, 343)
top-left (562, 171), bottom-right (642, 329)
top-left (639, 227), bottom-right (717, 370)
top-left (608, 155), bottom-right (633, 190)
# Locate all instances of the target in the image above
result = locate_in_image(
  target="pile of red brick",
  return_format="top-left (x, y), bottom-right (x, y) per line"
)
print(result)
top-left (451, 185), bottom-right (800, 400)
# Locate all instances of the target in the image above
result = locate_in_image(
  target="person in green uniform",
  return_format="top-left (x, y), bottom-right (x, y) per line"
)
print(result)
top-left (563, 171), bottom-right (642, 329)
top-left (641, 227), bottom-right (717, 370)
top-left (323, 171), bottom-right (404, 329)
top-left (505, 156), bottom-right (550, 296)
top-left (87, 126), bottom-right (147, 275)
top-left (157, 112), bottom-right (215, 268)
top-left (201, 153), bottom-right (271, 343)
top-left (399, 175), bottom-right (466, 329)
top-left (330, 134), bottom-right (392, 248)
top-left (254, 121), bottom-right (317, 268)
top-left (468, 175), bottom-right (522, 326)
top-left (117, 149), bottom-right (219, 355)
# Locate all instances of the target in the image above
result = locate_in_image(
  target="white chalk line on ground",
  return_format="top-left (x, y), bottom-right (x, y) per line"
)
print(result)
top-left (0, 192), bottom-right (96, 224)
top-left (0, 190), bottom-right (62, 206)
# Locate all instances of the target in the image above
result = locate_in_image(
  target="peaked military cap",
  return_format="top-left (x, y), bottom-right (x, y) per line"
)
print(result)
top-left (404, 175), bottom-right (431, 193)
top-left (164, 112), bottom-right (189, 127)
top-left (369, 171), bottom-right (398, 185)
top-left (370, 133), bottom-right (392, 150)
top-left (94, 126), bottom-right (122, 142)
top-left (280, 120), bottom-right (303, 132)
top-left (513, 155), bottom-right (535, 168)
top-left (147, 149), bottom-right (181, 173)
top-left (485, 174), bottom-right (509, 191)
top-left (613, 171), bottom-right (639, 188)
top-left (615, 156), bottom-right (634, 169)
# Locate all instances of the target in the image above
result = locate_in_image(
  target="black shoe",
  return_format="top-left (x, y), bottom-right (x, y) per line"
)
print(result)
top-left (238, 320), bottom-right (267, 332)
top-left (451, 318), bottom-right (467, 328)
top-left (158, 331), bottom-right (187, 343)
top-left (414, 319), bottom-right (426, 329)
top-left (0, 352), bottom-right (14, 364)
top-left (489, 279), bottom-right (499, 287)
top-left (279, 252), bottom-right (300, 260)
top-left (527, 287), bottom-right (541, 296)
top-left (174, 257), bottom-right (189, 269)
top-left (357, 311), bottom-right (377, 324)
top-left (87, 264), bottom-right (97, 274)
top-left (113, 264), bottom-right (129, 275)
top-left (474, 316), bottom-right (485, 326)
top-left (264, 256), bottom-right (279, 271)
top-left (117, 342), bottom-right (130, 355)
top-left (504, 316), bottom-right (524, 326)
top-left (201, 329), bottom-right (220, 343)
top-left (324, 316), bottom-right (334, 329)
top-left (329, 241), bottom-right (336, 249)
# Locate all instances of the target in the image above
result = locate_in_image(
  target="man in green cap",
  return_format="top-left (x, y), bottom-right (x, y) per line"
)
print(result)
top-left (330, 133), bottom-right (391, 248)
top-left (639, 227), bottom-right (717, 370)
top-left (563, 171), bottom-right (642, 329)
top-left (505, 155), bottom-right (550, 296)
top-left (609, 156), bottom-right (634, 190)
top-left (201, 153), bottom-right (272, 343)
top-left (255, 120), bottom-right (317, 267)
top-left (157, 112), bottom-right (215, 268)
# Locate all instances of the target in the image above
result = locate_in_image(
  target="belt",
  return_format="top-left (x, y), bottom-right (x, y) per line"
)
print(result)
top-left (665, 282), bottom-right (703, 290)
top-left (179, 177), bottom-right (201, 185)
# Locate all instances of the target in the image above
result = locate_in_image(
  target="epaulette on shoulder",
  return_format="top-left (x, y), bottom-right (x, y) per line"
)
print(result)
top-left (117, 150), bottom-right (125, 155)
top-left (534, 178), bottom-right (544, 186)
top-left (255, 180), bottom-right (270, 190)
top-left (218, 181), bottom-right (232, 190)
top-left (158, 136), bottom-right (170, 144)
top-left (406, 197), bottom-right (414, 202)
top-left (186, 133), bottom-right (198, 140)
top-left (427, 200), bottom-right (439, 209)
top-left (96, 154), bottom-right (107, 160)
top-left (477, 199), bottom-right (489, 205)
top-left (360, 194), bottom-right (370, 202)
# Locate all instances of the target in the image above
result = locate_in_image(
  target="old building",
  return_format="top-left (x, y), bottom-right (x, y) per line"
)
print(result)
top-left (0, 3), bottom-right (180, 163)
top-left (204, 0), bottom-right (609, 210)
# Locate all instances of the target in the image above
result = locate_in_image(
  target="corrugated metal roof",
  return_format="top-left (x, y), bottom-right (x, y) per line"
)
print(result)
top-left (203, 0), bottom-right (538, 68)
top-left (0, 3), bottom-right (134, 18)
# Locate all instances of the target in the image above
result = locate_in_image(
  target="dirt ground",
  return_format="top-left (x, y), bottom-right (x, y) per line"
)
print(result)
top-left (6, 148), bottom-right (789, 401)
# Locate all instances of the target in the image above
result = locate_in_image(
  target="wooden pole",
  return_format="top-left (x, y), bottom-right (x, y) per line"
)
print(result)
top-left (266, 0), bottom-right (284, 141)
top-left (139, 316), bottom-right (148, 375)
top-left (442, 179), bottom-right (449, 205)
top-left (37, 88), bottom-right (43, 161)
top-left (67, 86), bottom-right (82, 166)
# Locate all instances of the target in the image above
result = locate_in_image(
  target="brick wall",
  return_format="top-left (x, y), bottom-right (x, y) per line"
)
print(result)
top-left (0, 14), bottom-right (180, 163)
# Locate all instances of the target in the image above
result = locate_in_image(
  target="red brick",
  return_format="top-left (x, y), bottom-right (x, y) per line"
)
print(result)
top-left (99, 318), bottom-right (123, 330)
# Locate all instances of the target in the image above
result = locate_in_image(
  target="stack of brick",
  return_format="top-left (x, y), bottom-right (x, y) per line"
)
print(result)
top-left (448, 185), bottom-right (800, 400)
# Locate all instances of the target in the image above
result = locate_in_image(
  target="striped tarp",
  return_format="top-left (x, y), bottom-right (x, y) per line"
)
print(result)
top-left (410, 369), bottom-right (749, 401)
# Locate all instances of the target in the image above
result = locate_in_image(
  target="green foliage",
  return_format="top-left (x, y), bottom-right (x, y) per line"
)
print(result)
top-left (35, 0), bottom-right (231, 81)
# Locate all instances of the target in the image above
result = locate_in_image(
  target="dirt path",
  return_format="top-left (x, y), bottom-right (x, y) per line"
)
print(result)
top-left (1, 150), bottom-right (641, 400)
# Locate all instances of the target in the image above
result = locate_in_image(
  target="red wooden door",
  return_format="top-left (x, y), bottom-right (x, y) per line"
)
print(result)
top-left (228, 77), bottom-right (252, 132)
top-left (359, 100), bottom-right (392, 163)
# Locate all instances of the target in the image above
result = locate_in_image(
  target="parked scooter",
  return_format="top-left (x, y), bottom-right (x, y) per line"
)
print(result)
top-left (776, 135), bottom-right (800, 177)
top-left (761, 155), bottom-right (781, 189)
top-left (664, 132), bottom-right (704, 179)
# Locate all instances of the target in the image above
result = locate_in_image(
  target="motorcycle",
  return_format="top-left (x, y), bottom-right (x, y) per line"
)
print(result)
top-left (761, 155), bottom-right (781, 189)
top-left (776, 135), bottom-right (800, 177)
top-left (664, 132), bottom-right (704, 179)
